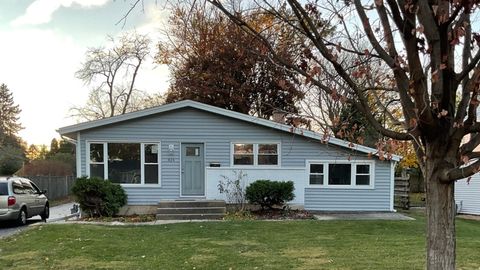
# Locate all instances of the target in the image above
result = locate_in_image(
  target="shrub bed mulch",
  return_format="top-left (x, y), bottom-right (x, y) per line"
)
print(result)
top-left (78, 214), bottom-right (157, 223)
top-left (76, 209), bottom-right (315, 223)
top-left (225, 208), bottom-right (315, 220)
top-left (250, 208), bottom-right (315, 220)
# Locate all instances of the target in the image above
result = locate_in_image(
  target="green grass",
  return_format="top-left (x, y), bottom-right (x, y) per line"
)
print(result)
top-left (0, 213), bottom-right (479, 270)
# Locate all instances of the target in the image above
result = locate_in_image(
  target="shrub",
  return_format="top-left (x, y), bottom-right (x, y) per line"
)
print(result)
top-left (245, 180), bottom-right (295, 210)
top-left (0, 157), bottom-right (22, 175)
top-left (72, 177), bottom-right (127, 217)
top-left (218, 170), bottom-right (247, 211)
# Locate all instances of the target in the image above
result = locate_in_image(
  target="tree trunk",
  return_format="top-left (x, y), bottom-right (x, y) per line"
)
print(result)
top-left (425, 158), bottom-right (456, 270)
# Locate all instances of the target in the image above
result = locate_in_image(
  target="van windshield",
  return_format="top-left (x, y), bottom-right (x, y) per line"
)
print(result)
top-left (0, 183), bottom-right (8, 195)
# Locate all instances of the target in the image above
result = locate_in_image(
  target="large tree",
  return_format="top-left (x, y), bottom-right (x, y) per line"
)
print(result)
top-left (0, 84), bottom-right (22, 137)
top-left (72, 32), bottom-right (162, 121)
top-left (158, 2), bottom-right (304, 119)
top-left (299, 51), bottom-right (396, 146)
top-left (206, 0), bottom-right (480, 268)
top-left (0, 84), bottom-right (25, 175)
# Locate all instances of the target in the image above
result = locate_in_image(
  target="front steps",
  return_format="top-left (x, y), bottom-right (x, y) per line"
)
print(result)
top-left (156, 200), bottom-right (226, 220)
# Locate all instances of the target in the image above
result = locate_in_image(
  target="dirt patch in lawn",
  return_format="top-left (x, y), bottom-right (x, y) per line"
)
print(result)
top-left (282, 247), bottom-right (330, 269)
top-left (240, 250), bottom-right (267, 258)
top-left (1, 251), bottom-right (40, 261)
top-left (211, 240), bottom-right (260, 246)
top-left (189, 253), bottom-right (218, 264)
top-left (55, 257), bottom-right (134, 269)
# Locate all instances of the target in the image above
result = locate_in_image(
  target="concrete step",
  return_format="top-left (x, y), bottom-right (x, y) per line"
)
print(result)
top-left (156, 213), bottom-right (225, 220)
top-left (158, 200), bottom-right (226, 208)
top-left (157, 207), bottom-right (226, 215)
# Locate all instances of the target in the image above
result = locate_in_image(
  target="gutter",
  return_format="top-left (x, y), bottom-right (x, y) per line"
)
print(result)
top-left (60, 135), bottom-right (77, 145)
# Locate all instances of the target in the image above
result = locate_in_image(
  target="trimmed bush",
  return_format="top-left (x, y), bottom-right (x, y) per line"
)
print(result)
top-left (245, 180), bottom-right (295, 209)
top-left (72, 177), bottom-right (127, 217)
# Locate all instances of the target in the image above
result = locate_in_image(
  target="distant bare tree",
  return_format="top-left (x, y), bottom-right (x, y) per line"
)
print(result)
top-left (72, 32), bottom-right (160, 121)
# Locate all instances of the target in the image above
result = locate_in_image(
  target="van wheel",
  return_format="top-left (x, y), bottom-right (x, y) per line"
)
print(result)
top-left (41, 204), bottom-right (49, 221)
top-left (17, 208), bottom-right (27, 226)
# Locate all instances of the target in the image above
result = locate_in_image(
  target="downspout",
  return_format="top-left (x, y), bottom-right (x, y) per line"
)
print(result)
top-left (390, 161), bottom-right (397, 212)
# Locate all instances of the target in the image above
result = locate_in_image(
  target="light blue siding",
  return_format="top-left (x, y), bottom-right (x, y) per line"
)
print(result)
top-left (78, 107), bottom-right (392, 210)
top-left (305, 161), bottom-right (392, 211)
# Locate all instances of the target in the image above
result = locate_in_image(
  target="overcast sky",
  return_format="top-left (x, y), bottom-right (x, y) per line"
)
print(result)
top-left (0, 0), bottom-right (171, 146)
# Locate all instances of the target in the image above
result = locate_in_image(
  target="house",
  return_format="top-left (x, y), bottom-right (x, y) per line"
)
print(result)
top-left (57, 100), bottom-right (400, 213)
top-left (454, 135), bottom-right (480, 215)
top-left (455, 176), bottom-right (480, 215)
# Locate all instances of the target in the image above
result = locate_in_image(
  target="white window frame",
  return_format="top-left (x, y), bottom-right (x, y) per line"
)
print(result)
top-left (231, 143), bottom-right (255, 166)
top-left (86, 141), bottom-right (161, 186)
top-left (308, 163), bottom-right (325, 186)
top-left (230, 142), bottom-right (281, 167)
top-left (306, 160), bottom-right (374, 189)
top-left (354, 164), bottom-right (371, 186)
top-left (142, 143), bottom-right (160, 185)
top-left (87, 142), bottom-right (107, 180)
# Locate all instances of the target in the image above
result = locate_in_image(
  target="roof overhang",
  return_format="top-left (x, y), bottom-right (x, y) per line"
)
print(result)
top-left (57, 100), bottom-right (401, 161)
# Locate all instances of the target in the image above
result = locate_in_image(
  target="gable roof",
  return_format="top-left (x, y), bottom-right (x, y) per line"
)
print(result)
top-left (57, 100), bottom-right (401, 161)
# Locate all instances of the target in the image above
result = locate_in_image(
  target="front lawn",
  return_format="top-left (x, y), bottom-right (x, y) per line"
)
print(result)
top-left (0, 213), bottom-right (479, 269)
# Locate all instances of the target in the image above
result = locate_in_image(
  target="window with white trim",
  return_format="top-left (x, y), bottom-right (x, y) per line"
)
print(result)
top-left (232, 143), bottom-right (279, 166)
top-left (328, 164), bottom-right (351, 185)
top-left (88, 142), bottom-right (160, 185)
top-left (233, 143), bottom-right (254, 165)
top-left (258, 144), bottom-right (278, 165)
top-left (108, 143), bottom-right (141, 184)
top-left (144, 144), bottom-right (159, 184)
top-left (309, 164), bottom-right (324, 185)
top-left (355, 164), bottom-right (370, 185)
top-left (308, 162), bottom-right (372, 187)
top-left (89, 143), bottom-right (105, 179)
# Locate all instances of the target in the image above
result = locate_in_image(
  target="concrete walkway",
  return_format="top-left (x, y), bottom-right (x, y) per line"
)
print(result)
top-left (314, 212), bottom-right (414, 221)
top-left (47, 202), bottom-right (80, 222)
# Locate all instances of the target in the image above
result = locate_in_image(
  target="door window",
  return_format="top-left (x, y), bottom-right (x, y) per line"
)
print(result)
top-left (186, 147), bottom-right (200, 156)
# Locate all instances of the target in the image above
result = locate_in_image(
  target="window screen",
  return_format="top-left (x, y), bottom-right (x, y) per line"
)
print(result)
top-left (258, 144), bottom-right (278, 165)
top-left (233, 144), bottom-right (254, 165)
top-left (356, 164), bottom-right (370, 185)
top-left (108, 143), bottom-right (141, 184)
top-left (309, 164), bottom-right (324, 185)
top-left (328, 164), bottom-right (351, 185)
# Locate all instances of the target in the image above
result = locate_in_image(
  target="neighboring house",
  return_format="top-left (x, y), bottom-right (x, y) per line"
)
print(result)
top-left (58, 100), bottom-right (400, 212)
top-left (454, 135), bottom-right (480, 215)
top-left (455, 177), bottom-right (480, 215)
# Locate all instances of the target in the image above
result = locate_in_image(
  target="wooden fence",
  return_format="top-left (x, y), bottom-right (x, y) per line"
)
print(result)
top-left (394, 172), bottom-right (410, 210)
top-left (26, 175), bottom-right (75, 200)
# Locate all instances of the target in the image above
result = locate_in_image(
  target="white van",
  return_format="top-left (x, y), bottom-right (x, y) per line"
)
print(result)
top-left (0, 176), bottom-right (49, 225)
